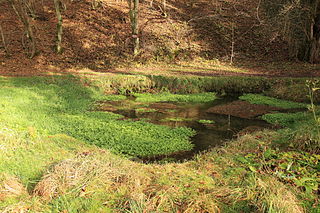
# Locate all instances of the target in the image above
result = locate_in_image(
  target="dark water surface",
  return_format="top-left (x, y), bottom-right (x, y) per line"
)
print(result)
top-left (99, 96), bottom-right (271, 162)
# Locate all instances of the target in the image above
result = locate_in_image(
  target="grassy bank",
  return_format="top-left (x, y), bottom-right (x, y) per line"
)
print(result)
top-left (1, 127), bottom-right (318, 212)
top-left (0, 74), bottom-right (319, 212)
top-left (85, 74), bottom-right (320, 103)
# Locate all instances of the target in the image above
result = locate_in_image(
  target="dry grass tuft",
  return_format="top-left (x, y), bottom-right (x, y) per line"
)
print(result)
top-left (33, 155), bottom-right (127, 200)
top-left (0, 202), bottom-right (30, 213)
top-left (0, 174), bottom-right (27, 201)
top-left (255, 177), bottom-right (305, 213)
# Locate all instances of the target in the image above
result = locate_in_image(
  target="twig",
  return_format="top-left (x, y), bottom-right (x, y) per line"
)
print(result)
top-left (256, 0), bottom-right (262, 25)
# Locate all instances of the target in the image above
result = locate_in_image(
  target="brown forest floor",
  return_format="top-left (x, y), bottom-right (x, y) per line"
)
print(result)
top-left (0, 0), bottom-right (319, 78)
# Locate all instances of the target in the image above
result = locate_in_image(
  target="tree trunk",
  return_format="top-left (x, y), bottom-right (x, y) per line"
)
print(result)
top-left (128, 0), bottom-right (139, 56)
top-left (302, 0), bottom-right (320, 63)
top-left (10, 0), bottom-right (36, 58)
top-left (0, 24), bottom-right (8, 55)
top-left (54, 0), bottom-right (63, 53)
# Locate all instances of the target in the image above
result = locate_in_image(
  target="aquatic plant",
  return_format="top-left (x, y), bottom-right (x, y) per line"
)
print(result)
top-left (239, 94), bottom-right (307, 109)
top-left (198, 120), bottom-right (215, 124)
top-left (262, 112), bottom-right (308, 127)
top-left (0, 76), bottom-right (195, 158)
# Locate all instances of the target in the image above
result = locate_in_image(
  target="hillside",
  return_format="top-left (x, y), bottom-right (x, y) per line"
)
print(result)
top-left (0, 0), bottom-right (295, 75)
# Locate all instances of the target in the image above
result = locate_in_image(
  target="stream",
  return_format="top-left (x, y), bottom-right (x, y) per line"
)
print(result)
top-left (97, 96), bottom-right (272, 162)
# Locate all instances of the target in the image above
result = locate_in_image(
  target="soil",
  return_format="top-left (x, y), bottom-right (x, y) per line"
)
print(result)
top-left (206, 100), bottom-right (281, 119)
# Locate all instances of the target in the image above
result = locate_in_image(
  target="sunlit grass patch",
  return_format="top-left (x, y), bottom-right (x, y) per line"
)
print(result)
top-left (0, 127), bottom-right (91, 186)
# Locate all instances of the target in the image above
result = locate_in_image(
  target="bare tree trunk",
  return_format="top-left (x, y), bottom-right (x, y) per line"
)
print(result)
top-left (309, 1), bottom-right (320, 63)
top-left (0, 24), bottom-right (8, 55)
top-left (54, 0), bottom-right (63, 53)
top-left (309, 38), bottom-right (320, 63)
top-left (10, 0), bottom-right (36, 58)
top-left (128, 0), bottom-right (139, 56)
top-left (301, 0), bottom-right (320, 63)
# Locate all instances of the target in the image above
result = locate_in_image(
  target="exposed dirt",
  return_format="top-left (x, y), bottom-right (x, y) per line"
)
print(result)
top-left (206, 100), bottom-right (281, 119)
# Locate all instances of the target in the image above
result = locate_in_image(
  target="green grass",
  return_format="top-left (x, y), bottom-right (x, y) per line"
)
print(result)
top-left (134, 92), bottom-right (216, 103)
top-left (0, 129), bottom-right (89, 186)
top-left (0, 76), bottom-right (195, 157)
top-left (239, 94), bottom-right (307, 109)
top-left (0, 75), bottom-right (319, 212)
